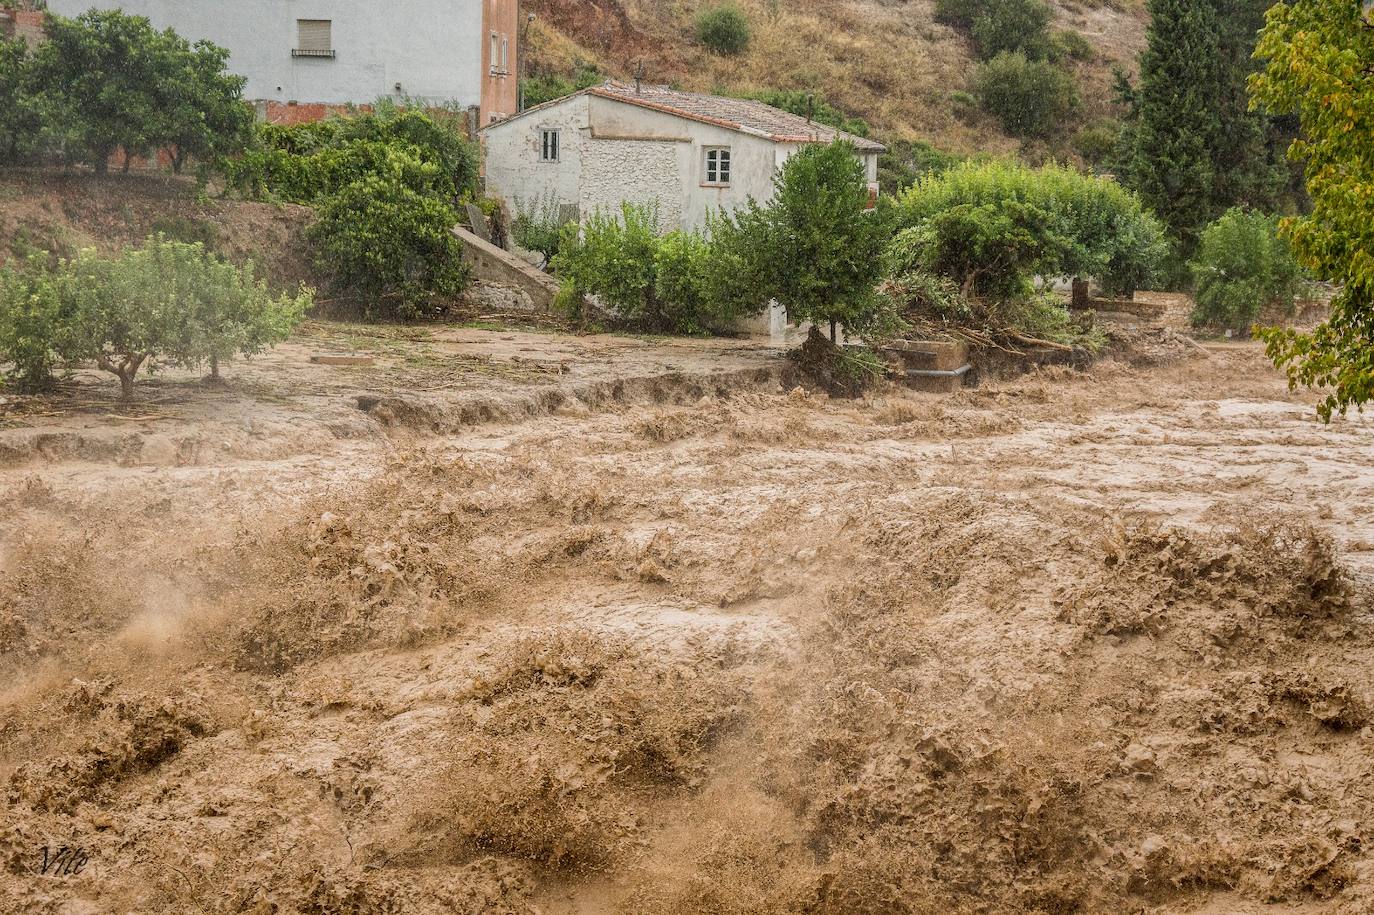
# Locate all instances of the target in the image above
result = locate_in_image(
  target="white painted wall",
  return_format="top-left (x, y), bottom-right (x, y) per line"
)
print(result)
top-left (484, 92), bottom-right (879, 235)
top-left (45, 0), bottom-right (485, 107)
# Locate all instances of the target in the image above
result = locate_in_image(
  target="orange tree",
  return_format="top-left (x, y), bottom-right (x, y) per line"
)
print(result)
top-left (1250, 0), bottom-right (1374, 419)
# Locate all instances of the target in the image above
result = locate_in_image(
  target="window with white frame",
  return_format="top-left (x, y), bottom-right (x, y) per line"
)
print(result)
top-left (703, 147), bottom-right (731, 186)
top-left (490, 32), bottom-right (499, 69)
top-left (540, 129), bottom-right (560, 163)
top-left (501, 36), bottom-right (510, 69)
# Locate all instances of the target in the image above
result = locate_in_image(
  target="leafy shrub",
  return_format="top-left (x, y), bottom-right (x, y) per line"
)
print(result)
top-left (878, 139), bottom-right (963, 195)
top-left (149, 215), bottom-right (221, 250)
top-left (309, 166), bottom-right (468, 321)
top-left (224, 107), bottom-right (478, 206)
top-left (512, 191), bottom-right (570, 267)
top-left (974, 52), bottom-right (1079, 138)
top-left (552, 204), bottom-right (762, 334)
top-left (1191, 208), bottom-right (1303, 333)
top-left (1073, 121), bottom-right (1120, 169)
top-left (970, 0), bottom-right (1054, 60)
top-left (696, 3), bottom-right (752, 56)
top-left (896, 160), bottom-right (1168, 300)
top-left (0, 256), bottom-right (69, 391)
top-left (520, 65), bottom-right (602, 108)
top-left (653, 230), bottom-right (717, 335)
top-left (1051, 29), bottom-right (1095, 61)
top-left (938, 0), bottom-right (1055, 60)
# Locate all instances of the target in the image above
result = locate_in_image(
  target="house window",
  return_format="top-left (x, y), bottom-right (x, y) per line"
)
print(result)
top-left (703, 147), bottom-right (731, 186)
top-left (540, 129), bottom-right (560, 163)
top-left (294, 19), bottom-right (334, 58)
top-left (501, 36), bottom-right (510, 69)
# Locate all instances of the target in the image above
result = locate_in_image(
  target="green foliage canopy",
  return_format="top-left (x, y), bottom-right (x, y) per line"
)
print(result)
top-left (895, 160), bottom-right (1168, 299)
top-left (974, 52), bottom-right (1078, 139)
top-left (1190, 208), bottom-right (1302, 334)
top-left (695, 3), bottom-right (751, 56)
top-left (1250, 0), bottom-right (1374, 419)
top-left (31, 9), bottom-right (250, 174)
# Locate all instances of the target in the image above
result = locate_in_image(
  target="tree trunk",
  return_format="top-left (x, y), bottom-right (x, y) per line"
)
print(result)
top-left (209, 354), bottom-right (220, 381)
top-left (118, 371), bottom-right (135, 401)
top-left (93, 156), bottom-right (108, 177)
top-left (829, 318), bottom-right (838, 343)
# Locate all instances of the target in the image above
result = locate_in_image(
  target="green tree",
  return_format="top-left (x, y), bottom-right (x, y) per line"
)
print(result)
top-left (1250, 0), bottom-right (1374, 419)
top-left (1122, 0), bottom-right (1222, 265)
top-left (696, 3), bottom-right (751, 56)
top-left (741, 89), bottom-right (871, 137)
top-left (0, 36), bottom-right (45, 164)
top-left (158, 39), bottom-right (252, 175)
top-left (57, 239), bottom-right (307, 399)
top-left (32, 9), bottom-right (249, 174)
top-left (0, 255), bottom-right (70, 391)
top-left (974, 52), bottom-right (1079, 139)
top-left (1190, 209), bottom-right (1301, 334)
top-left (895, 160), bottom-right (1167, 300)
top-left (308, 160), bottom-right (468, 321)
top-left (754, 140), bottom-right (893, 340)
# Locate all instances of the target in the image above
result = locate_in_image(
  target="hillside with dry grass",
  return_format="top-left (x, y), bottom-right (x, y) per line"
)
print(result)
top-left (524, 0), bottom-right (1151, 156)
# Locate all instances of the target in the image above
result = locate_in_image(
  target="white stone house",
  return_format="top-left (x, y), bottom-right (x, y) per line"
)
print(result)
top-left (481, 81), bottom-right (885, 233)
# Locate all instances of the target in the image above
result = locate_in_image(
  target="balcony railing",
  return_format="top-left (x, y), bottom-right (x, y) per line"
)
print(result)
top-left (292, 48), bottom-right (336, 58)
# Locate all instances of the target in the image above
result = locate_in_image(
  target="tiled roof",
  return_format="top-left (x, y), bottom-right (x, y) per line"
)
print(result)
top-left (589, 82), bottom-right (885, 151)
top-left (482, 81), bottom-right (884, 152)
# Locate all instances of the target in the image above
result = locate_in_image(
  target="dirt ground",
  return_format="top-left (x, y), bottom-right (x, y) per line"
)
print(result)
top-left (1, 327), bottom-right (1372, 914)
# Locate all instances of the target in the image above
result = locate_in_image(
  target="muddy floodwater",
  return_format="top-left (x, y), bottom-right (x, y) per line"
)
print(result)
top-left (1, 332), bottom-right (1371, 914)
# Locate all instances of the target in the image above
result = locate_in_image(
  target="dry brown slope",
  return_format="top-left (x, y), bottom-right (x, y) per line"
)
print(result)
top-left (526, 0), bottom-right (1150, 154)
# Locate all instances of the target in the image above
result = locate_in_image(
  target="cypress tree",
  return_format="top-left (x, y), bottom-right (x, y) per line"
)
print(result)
top-left (1125, 0), bottom-right (1224, 268)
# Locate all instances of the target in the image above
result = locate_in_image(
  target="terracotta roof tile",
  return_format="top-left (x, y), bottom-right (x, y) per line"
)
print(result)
top-left (588, 81), bottom-right (885, 152)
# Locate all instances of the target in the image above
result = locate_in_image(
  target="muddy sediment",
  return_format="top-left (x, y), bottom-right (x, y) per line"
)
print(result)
top-left (1, 342), bottom-right (1373, 913)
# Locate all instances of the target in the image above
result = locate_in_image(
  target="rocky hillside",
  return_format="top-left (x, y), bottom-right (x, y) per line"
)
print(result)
top-left (525, 0), bottom-right (1151, 158)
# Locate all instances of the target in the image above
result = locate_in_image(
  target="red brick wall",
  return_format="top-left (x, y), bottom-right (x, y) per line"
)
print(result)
top-left (0, 9), bottom-right (46, 47)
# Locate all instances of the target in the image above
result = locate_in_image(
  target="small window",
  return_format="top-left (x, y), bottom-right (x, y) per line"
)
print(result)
top-left (501, 36), bottom-right (510, 69)
top-left (703, 147), bottom-right (731, 186)
top-left (295, 19), bottom-right (333, 57)
top-left (490, 32), bottom-right (499, 67)
top-left (540, 129), bottom-right (560, 163)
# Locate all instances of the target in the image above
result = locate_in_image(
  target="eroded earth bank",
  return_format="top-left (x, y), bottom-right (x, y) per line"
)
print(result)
top-left (2, 337), bottom-right (1373, 914)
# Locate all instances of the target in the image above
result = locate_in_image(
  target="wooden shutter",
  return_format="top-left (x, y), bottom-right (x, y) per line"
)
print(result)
top-left (297, 19), bottom-right (332, 53)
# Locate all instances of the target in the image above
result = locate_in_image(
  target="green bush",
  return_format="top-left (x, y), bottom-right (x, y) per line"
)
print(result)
top-left (0, 256), bottom-right (69, 391)
top-left (0, 36), bottom-right (46, 165)
top-left (1051, 29), bottom-right (1095, 61)
top-left (937, 0), bottom-right (1055, 60)
top-left (746, 140), bottom-right (898, 340)
top-left (696, 3), bottom-right (752, 56)
top-left (877, 139), bottom-right (963, 195)
top-left (896, 159), bottom-right (1168, 300)
top-left (974, 52), bottom-right (1079, 138)
top-left (1190, 208), bottom-right (1303, 333)
top-left (1073, 121), bottom-right (1120, 169)
top-left (971, 0), bottom-right (1054, 60)
top-left (309, 167), bottom-right (469, 321)
top-left (512, 191), bottom-right (570, 267)
top-left (224, 107), bottom-right (478, 206)
top-left (552, 204), bottom-right (763, 334)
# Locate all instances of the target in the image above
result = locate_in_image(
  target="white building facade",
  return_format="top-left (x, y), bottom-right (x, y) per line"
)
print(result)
top-left (44, 0), bottom-right (520, 123)
top-left (482, 82), bottom-right (884, 234)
